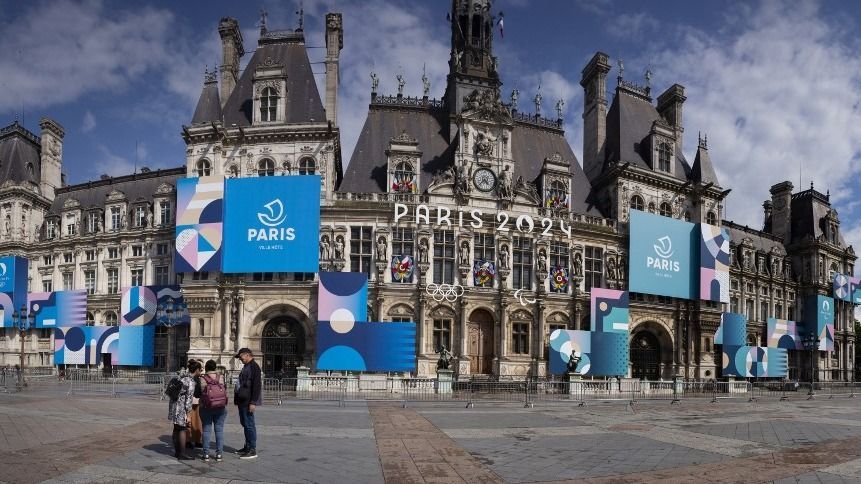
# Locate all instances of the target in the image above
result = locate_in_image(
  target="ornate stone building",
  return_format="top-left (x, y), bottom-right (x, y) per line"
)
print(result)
top-left (0, 2), bottom-right (856, 381)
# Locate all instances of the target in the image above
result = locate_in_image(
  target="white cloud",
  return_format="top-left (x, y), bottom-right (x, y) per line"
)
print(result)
top-left (608, 12), bottom-right (659, 39)
top-left (648, 1), bottom-right (861, 233)
top-left (81, 111), bottom-right (96, 133)
top-left (94, 145), bottom-right (135, 177)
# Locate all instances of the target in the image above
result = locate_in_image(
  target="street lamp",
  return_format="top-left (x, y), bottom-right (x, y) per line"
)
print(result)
top-left (159, 296), bottom-right (179, 373)
top-left (802, 332), bottom-right (819, 400)
top-left (11, 304), bottom-right (34, 388)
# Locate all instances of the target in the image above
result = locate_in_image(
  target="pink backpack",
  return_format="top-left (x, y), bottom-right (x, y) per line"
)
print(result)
top-left (201, 374), bottom-right (228, 409)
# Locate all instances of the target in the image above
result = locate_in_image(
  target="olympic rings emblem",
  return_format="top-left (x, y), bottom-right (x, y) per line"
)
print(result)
top-left (425, 283), bottom-right (465, 302)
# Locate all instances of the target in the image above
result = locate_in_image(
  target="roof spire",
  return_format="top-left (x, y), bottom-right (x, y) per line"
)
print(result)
top-left (295, 0), bottom-right (304, 32)
top-left (421, 64), bottom-right (430, 97)
top-left (534, 85), bottom-right (542, 117)
top-left (617, 58), bottom-right (624, 85)
top-left (204, 65), bottom-right (217, 84)
top-left (644, 67), bottom-right (652, 88)
top-left (259, 7), bottom-right (268, 35)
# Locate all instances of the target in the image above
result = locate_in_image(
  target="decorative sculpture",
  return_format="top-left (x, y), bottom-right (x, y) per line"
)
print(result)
top-left (334, 235), bottom-right (345, 261)
top-left (459, 241), bottom-right (470, 266)
top-left (573, 252), bottom-right (583, 276)
top-left (418, 238), bottom-right (429, 263)
top-left (436, 344), bottom-right (454, 370)
top-left (510, 88), bottom-right (519, 111)
top-left (320, 235), bottom-right (331, 260)
top-left (498, 166), bottom-right (513, 200)
top-left (396, 74), bottom-right (405, 96)
top-left (499, 244), bottom-right (510, 269)
top-left (555, 98), bottom-right (565, 120)
top-left (376, 236), bottom-right (387, 261)
top-left (370, 71), bottom-right (379, 93)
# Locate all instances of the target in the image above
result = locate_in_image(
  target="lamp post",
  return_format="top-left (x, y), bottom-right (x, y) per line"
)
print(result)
top-left (11, 304), bottom-right (33, 388)
top-left (158, 297), bottom-right (178, 373)
top-left (802, 333), bottom-right (818, 400)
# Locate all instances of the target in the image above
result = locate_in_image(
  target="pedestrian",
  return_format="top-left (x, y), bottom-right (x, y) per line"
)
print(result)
top-left (234, 348), bottom-right (261, 459)
top-left (199, 359), bottom-right (228, 462)
top-left (168, 359), bottom-right (202, 460)
top-left (187, 359), bottom-right (204, 449)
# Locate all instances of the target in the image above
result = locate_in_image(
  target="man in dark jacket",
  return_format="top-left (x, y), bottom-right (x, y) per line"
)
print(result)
top-left (234, 348), bottom-right (262, 459)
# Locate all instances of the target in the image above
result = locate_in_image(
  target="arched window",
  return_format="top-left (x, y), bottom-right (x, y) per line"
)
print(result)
top-left (299, 157), bottom-right (316, 175)
top-left (104, 312), bottom-right (118, 327)
top-left (26, 162), bottom-right (34, 176)
top-left (706, 211), bottom-right (717, 225)
top-left (657, 142), bottom-right (672, 172)
top-left (258, 158), bottom-right (275, 177)
top-left (630, 195), bottom-right (644, 211)
top-left (196, 159), bottom-right (211, 177)
top-left (392, 161), bottom-right (415, 193)
top-left (86, 312), bottom-right (95, 326)
top-left (545, 180), bottom-right (569, 209)
top-left (260, 87), bottom-right (278, 122)
top-left (659, 202), bottom-right (672, 217)
top-left (198, 318), bottom-right (205, 336)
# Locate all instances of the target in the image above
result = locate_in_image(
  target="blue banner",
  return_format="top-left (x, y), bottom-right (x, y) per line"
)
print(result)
top-left (628, 210), bottom-right (698, 300)
top-left (316, 321), bottom-right (417, 372)
top-left (0, 256), bottom-right (28, 328)
top-left (222, 176), bottom-right (321, 273)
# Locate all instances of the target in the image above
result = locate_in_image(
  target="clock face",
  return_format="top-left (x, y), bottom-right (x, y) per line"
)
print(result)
top-left (473, 168), bottom-right (496, 192)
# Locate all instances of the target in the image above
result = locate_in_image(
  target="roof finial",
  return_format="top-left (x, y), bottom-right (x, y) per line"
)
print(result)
top-left (295, 1), bottom-right (304, 32)
top-left (259, 7), bottom-right (268, 34)
top-left (555, 98), bottom-right (565, 121)
top-left (811, 181), bottom-right (814, 190)
top-left (396, 72), bottom-right (405, 96)
top-left (617, 58), bottom-right (624, 85)
top-left (421, 63), bottom-right (430, 97)
top-left (644, 67), bottom-right (652, 88)
top-left (534, 85), bottom-right (542, 117)
top-left (204, 65), bottom-right (217, 83)
top-left (510, 88), bottom-right (519, 111)
top-left (370, 70), bottom-right (379, 95)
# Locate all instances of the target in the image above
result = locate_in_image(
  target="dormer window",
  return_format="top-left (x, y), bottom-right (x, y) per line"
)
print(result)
top-left (110, 206), bottom-right (121, 231)
top-left (86, 212), bottom-right (98, 233)
top-left (657, 142), bottom-right (672, 172)
top-left (260, 87), bottom-right (278, 122)
top-left (545, 180), bottom-right (569, 209)
top-left (706, 211), bottom-right (717, 225)
top-left (258, 159), bottom-right (275, 177)
top-left (134, 205), bottom-right (146, 227)
top-left (65, 214), bottom-right (77, 236)
top-left (46, 220), bottom-right (57, 239)
top-left (299, 157), bottom-right (315, 175)
top-left (659, 202), bottom-right (672, 217)
top-left (631, 195), bottom-right (644, 211)
top-left (196, 159), bottom-right (211, 177)
top-left (159, 201), bottom-right (171, 226)
top-left (391, 161), bottom-right (416, 193)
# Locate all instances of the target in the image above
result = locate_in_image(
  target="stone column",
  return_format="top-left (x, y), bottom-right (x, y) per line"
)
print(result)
top-left (498, 300), bottom-right (508, 358)
top-left (416, 293), bottom-right (426, 357)
top-left (235, 293), bottom-right (245, 353)
top-left (459, 299), bottom-right (469, 364)
top-left (220, 293), bottom-right (230, 354)
top-left (534, 301), bottom-right (546, 375)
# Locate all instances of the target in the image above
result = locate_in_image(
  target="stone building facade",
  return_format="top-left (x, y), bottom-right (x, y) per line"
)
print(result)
top-left (0, 2), bottom-right (856, 381)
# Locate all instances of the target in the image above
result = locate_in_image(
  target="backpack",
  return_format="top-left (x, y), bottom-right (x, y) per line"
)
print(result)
top-left (164, 376), bottom-right (183, 401)
top-left (201, 374), bottom-right (228, 409)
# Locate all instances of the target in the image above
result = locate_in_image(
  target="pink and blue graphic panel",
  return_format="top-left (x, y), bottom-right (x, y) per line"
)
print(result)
top-left (717, 312), bottom-right (788, 377)
top-left (175, 176), bottom-right (224, 272)
top-left (118, 326), bottom-right (155, 366)
top-left (590, 288), bottom-right (629, 333)
top-left (316, 321), bottom-right (416, 372)
top-left (766, 318), bottom-right (803, 350)
top-left (121, 285), bottom-right (189, 326)
top-left (54, 326), bottom-right (120, 365)
top-left (0, 256), bottom-right (28, 328)
top-left (318, 272), bottom-right (368, 324)
top-left (700, 223), bottom-right (730, 303)
top-left (804, 295), bottom-right (834, 351)
top-left (27, 290), bottom-right (87, 328)
top-left (833, 273), bottom-right (861, 304)
top-left (549, 330), bottom-right (591, 374)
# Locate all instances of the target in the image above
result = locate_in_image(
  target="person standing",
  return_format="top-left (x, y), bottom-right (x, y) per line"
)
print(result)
top-left (199, 360), bottom-right (228, 462)
top-left (234, 348), bottom-right (261, 459)
top-left (188, 360), bottom-right (204, 449)
top-left (168, 360), bottom-right (202, 460)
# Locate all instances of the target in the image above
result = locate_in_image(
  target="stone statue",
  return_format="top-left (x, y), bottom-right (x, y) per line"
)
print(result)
top-left (230, 298), bottom-right (239, 338)
top-left (499, 244), bottom-right (510, 269)
top-left (566, 351), bottom-right (581, 373)
top-left (555, 98), bottom-right (565, 120)
top-left (498, 166), bottom-right (513, 200)
top-left (121, 213), bottom-right (127, 229)
top-left (534, 91), bottom-right (542, 115)
top-left (422, 70), bottom-right (430, 96)
top-left (436, 344), bottom-right (453, 370)
top-left (334, 236), bottom-right (345, 261)
top-left (459, 241), bottom-right (470, 266)
top-left (607, 256), bottom-right (617, 279)
top-left (618, 256), bottom-right (626, 281)
top-left (453, 49), bottom-right (463, 71)
top-left (418, 238), bottom-right (429, 263)
top-left (396, 74), bottom-right (405, 96)
top-left (370, 71), bottom-right (379, 93)
top-left (489, 55), bottom-right (499, 75)
top-left (536, 250), bottom-right (548, 281)
top-left (376, 236), bottom-right (387, 261)
top-left (510, 89), bottom-right (519, 111)
top-left (573, 252), bottom-right (583, 276)
top-left (474, 131), bottom-right (493, 156)
top-left (320, 235), bottom-right (331, 260)
top-left (455, 163), bottom-right (471, 197)
top-left (4, 214), bottom-right (9, 237)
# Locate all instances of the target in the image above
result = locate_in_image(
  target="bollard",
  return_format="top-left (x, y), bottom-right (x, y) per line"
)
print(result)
top-left (671, 376), bottom-right (682, 405)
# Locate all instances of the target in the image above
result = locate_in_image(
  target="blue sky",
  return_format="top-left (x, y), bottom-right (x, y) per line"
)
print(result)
top-left (2, 0), bottom-right (861, 267)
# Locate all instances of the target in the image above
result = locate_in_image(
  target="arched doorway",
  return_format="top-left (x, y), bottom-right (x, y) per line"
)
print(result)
top-left (630, 331), bottom-right (660, 380)
top-left (468, 309), bottom-right (494, 375)
top-left (261, 317), bottom-right (305, 378)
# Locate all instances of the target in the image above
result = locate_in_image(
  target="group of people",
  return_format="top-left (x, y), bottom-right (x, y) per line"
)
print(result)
top-left (167, 348), bottom-right (262, 462)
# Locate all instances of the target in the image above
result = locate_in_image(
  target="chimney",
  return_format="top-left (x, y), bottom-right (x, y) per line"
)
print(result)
top-left (324, 13), bottom-right (343, 126)
top-left (656, 84), bottom-right (686, 151)
top-left (580, 52), bottom-right (611, 180)
top-left (218, 17), bottom-right (244, 108)
top-left (762, 200), bottom-right (772, 232)
top-left (38, 117), bottom-right (64, 201)
top-left (769, 181), bottom-right (793, 242)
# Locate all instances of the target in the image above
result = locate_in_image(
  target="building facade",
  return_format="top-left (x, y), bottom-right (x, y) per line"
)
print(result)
top-left (0, 2), bottom-right (856, 381)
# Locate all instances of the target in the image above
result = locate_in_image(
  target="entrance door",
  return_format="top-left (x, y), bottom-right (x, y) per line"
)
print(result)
top-left (261, 317), bottom-right (305, 378)
top-left (467, 310), bottom-right (494, 375)
top-left (630, 332), bottom-right (660, 380)
top-left (101, 353), bottom-right (113, 377)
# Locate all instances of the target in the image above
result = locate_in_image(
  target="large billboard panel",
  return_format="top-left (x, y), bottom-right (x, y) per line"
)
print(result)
top-left (804, 295), bottom-right (834, 351)
top-left (590, 288), bottom-right (629, 333)
top-left (318, 272), bottom-right (368, 324)
top-left (700, 223), bottom-right (731, 303)
top-left (118, 325), bottom-right (155, 366)
top-left (0, 256), bottom-right (28, 328)
top-left (316, 321), bottom-right (416, 372)
top-left (222, 176), bottom-right (320, 273)
top-left (833, 273), bottom-right (861, 304)
top-left (766, 317), bottom-right (803, 350)
top-left (27, 290), bottom-right (87, 328)
top-left (121, 285), bottom-right (189, 326)
top-left (175, 176), bottom-right (224, 272)
top-left (54, 326), bottom-right (120, 365)
top-left (628, 210), bottom-right (698, 300)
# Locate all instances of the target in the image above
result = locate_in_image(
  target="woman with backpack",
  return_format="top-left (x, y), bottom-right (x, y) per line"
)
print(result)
top-left (168, 360), bottom-right (202, 460)
top-left (198, 359), bottom-right (228, 462)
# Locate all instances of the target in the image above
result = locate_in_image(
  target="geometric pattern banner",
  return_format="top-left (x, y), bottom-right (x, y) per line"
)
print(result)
top-left (833, 272), bottom-right (861, 305)
top-left (27, 290), bottom-right (87, 328)
top-left (318, 272), bottom-right (368, 325)
top-left (316, 321), bottom-right (416, 372)
top-left (804, 295), bottom-right (834, 351)
top-left (175, 176), bottom-right (224, 272)
top-left (766, 317), bottom-right (803, 350)
top-left (54, 326), bottom-right (120, 365)
top-left (699, 223), bottom-right (731, 303)
top-left (121, 285), bottom-right (189, 326)
top-left (549, 289), bottom-right (629, 376)
top-left (0, 255), bottom-right (28, 328)
top-left (118, 325), bottom-right (155, 366)
top-left (717, 312), bottom-right (788, 377)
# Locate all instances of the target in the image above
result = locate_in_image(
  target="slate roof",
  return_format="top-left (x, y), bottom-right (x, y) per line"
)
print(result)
top-left (340, 104), bottom-right (601, 216)
top-left (600, 88), bottom-right (692, 182)
top-left (0, 121), bottom-right (41, 186)
top-left (724, 221), bottom-right (786, 253)
top-left (691, 144), bottom-right (719, 186)
top-left (191, 78), bottom-right (222, 125)
top-left (48, 167), bottom-right (185, 215)
top-left (221, 32), bottom-right (326, 126)
top-left (790, 189), bottom-right (847, 246)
